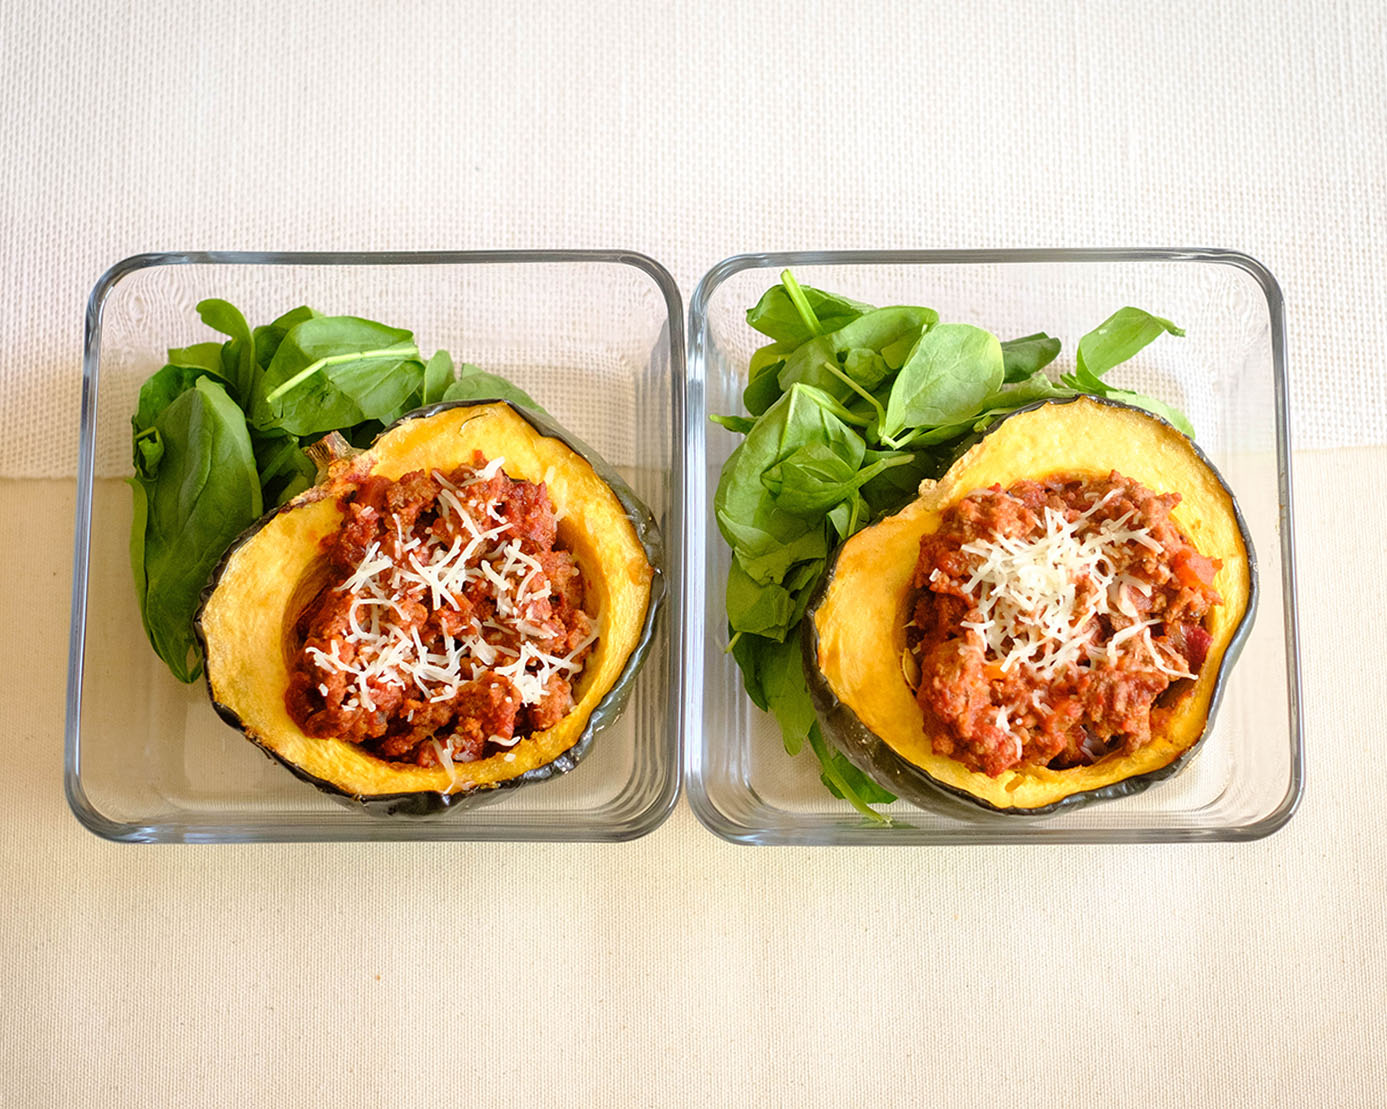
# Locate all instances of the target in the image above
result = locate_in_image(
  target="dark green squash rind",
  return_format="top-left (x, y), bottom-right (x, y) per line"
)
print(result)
top-left (194, 397), bottom-right (664, 817)
top-left (802, 395), bottom-right (1258, 818)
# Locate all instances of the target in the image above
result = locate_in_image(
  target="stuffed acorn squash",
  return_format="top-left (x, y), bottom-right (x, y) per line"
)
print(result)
top-left (196, 400), bottom-right (662, 814)
top-left (805, 396), bottom-right (1255, 815)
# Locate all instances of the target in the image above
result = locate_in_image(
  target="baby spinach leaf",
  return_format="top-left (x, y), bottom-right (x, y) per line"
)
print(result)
top-left (165, 341), bottom-right (228, 378)
top-left (130, 377), bottom-right (262, 682)
top-left (858, 447), bottom-right (939, 514)
top-left (133, 361), bottom-right (225, 438)
top-left (1076, 306), bottom-right (1184, 378)
top-left (440, 363), bottom-right (547, 415)
top-left (726, 560), bottom-right (796, 639)
top-left (421, 350), bottom-right (455, 405)
top-left (1085, 384), bottom-right (1196, 437)
top-left (743, 368), bottom-right (785, 417)
top-left (757, 635), bottom-right (819, 757)
top-left (976, 370), bottom-right (1076, 416)
top-left (762, 443), bottom-right (859, 517)
top-left (715, 384), bottom-right (864, 582)
top-left (840, 348), bottom-right (890, 390)
top-left (709, 413), bottom-right (756, 436)
top-left (741, 341), bottom-right (795, 415)
top-left (1061, 308), bottom-right (1191, 434)
top-left (777, 306), bottom-right (936, 401)
top-left (783, 559), bottom-right (827, 627)
top-left (196, 298), bottom-right (258, 404)
top-left (807, 724), bottom-right (894, 821)
top-left (254, 315), bottom-right (423, 435)
top-left (251, 428), bottom-right (317, 507)
top-left (731, 524), bottom-right (829, 589)
top-left (881, 323), bottom-right (1004, 441)
top-left (746, 281), bottom-right (874, 344)
top-left (1001, 332), bottom-right (1062, 382)
top-left (253, 306), bottom-right (319, 369)
top-left (729, 630), bottom-right (773, 712)
top-left (764, 442), bottom-right (919, 520)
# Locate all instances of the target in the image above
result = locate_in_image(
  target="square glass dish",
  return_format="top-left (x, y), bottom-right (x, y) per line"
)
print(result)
top-left (67, 250), bottom-right (684, 843)
top-left (685, 249), bottom-right (1302, 845)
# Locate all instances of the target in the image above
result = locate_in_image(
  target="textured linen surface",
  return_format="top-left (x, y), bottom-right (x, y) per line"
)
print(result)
top-left (2, 0), bottom-right (1385, 1106)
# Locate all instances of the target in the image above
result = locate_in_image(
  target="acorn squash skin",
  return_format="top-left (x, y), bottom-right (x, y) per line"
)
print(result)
top-left (195, 399), bottom-right (663, 816)
top-left (804, 396), bottom-right (1257, 817)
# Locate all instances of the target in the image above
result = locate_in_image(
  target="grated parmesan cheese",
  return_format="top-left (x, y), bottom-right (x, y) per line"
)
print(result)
top-left (951, 490), bottom-right (1183, 682)
top-left (300, 459), bottom-right (594, 750)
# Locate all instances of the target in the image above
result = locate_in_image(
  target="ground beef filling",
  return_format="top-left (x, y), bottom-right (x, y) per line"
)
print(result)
top-left (908, 472), bottom-right (1222, 778)
top-left (285, 455), bottom-right (594, 768)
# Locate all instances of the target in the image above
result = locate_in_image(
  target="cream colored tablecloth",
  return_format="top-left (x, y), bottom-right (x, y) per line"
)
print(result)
top-left (2, 2), bottom-right (1383, 1104)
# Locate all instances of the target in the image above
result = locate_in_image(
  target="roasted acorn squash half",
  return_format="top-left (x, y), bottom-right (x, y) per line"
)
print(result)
top-left (804, 395), bottom-right (1256, 816)
top-left (195, 400), bottom-right (662, 815)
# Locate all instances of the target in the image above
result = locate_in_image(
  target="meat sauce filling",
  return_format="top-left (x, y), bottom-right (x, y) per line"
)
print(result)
top-left (908, 472), bottom-right (1222, 778)
top-left (285, 454), bottom-right (593, 769)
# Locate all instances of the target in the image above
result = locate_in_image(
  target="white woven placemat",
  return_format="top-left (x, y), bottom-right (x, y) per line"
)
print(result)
top-left (1, 0), bottom-right (1384, 478)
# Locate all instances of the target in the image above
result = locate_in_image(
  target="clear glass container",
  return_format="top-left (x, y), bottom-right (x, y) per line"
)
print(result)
top-left (685, 249), bottom-right (1302, 845)
top-left (67, 250), bottom-right (684, 842)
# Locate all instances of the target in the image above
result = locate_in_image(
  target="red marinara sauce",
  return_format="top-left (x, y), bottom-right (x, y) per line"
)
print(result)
top-left (908, 472), bottom-right (1222, 777)
top-left (285, 454), bottom-right (593, 768)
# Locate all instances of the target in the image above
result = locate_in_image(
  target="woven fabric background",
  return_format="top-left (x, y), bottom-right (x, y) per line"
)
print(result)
top-left (1, 0), bottom-right (1384, 475)
top-left (2, 1), bottom-right (1384, 1106)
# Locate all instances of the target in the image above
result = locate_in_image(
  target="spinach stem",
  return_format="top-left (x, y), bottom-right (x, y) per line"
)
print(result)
top-left (820, 359), bottom-right (886, 427)
top-left (264, 346), bottom-right (419, 404)
top-left (780, 270), bottom-right (822, 337)
top-left (810, 390), bottom-right (870, 428)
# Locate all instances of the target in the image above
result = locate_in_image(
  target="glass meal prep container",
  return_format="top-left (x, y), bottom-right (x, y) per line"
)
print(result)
top-left (66, 250), bottom-right (685, 843)
top-left (684, 248), bottom-right (1302, 845)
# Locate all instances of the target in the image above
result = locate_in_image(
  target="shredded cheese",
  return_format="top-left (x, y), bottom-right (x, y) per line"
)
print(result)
top-left (951, 490), bottom-right (1189, 682)
top-left (301, 459), bottom-right (593, 752)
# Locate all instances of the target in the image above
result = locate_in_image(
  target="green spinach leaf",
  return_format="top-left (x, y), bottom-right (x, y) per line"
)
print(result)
top-left (1076, 306), bottom-right (1184, 378)
top-left (757, 635), bottom-right (819, 757)
top-left (746, 281), bottom-right (874, 344)
top-left (440, 363), bottom-right (547, 414)
top-left (881, 323), bottom-right (1004, 442)
top-left (196, 298), bottom-right (258, 404)
top-left (254, 315), bottom-right (423, 435)
top-left (130, 377), bottom-right (263, 682)
top-left (726, 559), bottom-right (796, 639)
top-left (710, 413), bottom-right (756, 436)
top-left (777, 306), bottom-right (937, 403)
top-left (1001, 332), bottom-right (1062, 382)
top-left (253, 306), bottom-right (319, 369)
top-left (807, 725), bottom-right (895, 821)
top-left (133, 361), bottom-right (225, 438)
top-left (421, 350), bottom-right (455, 405)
